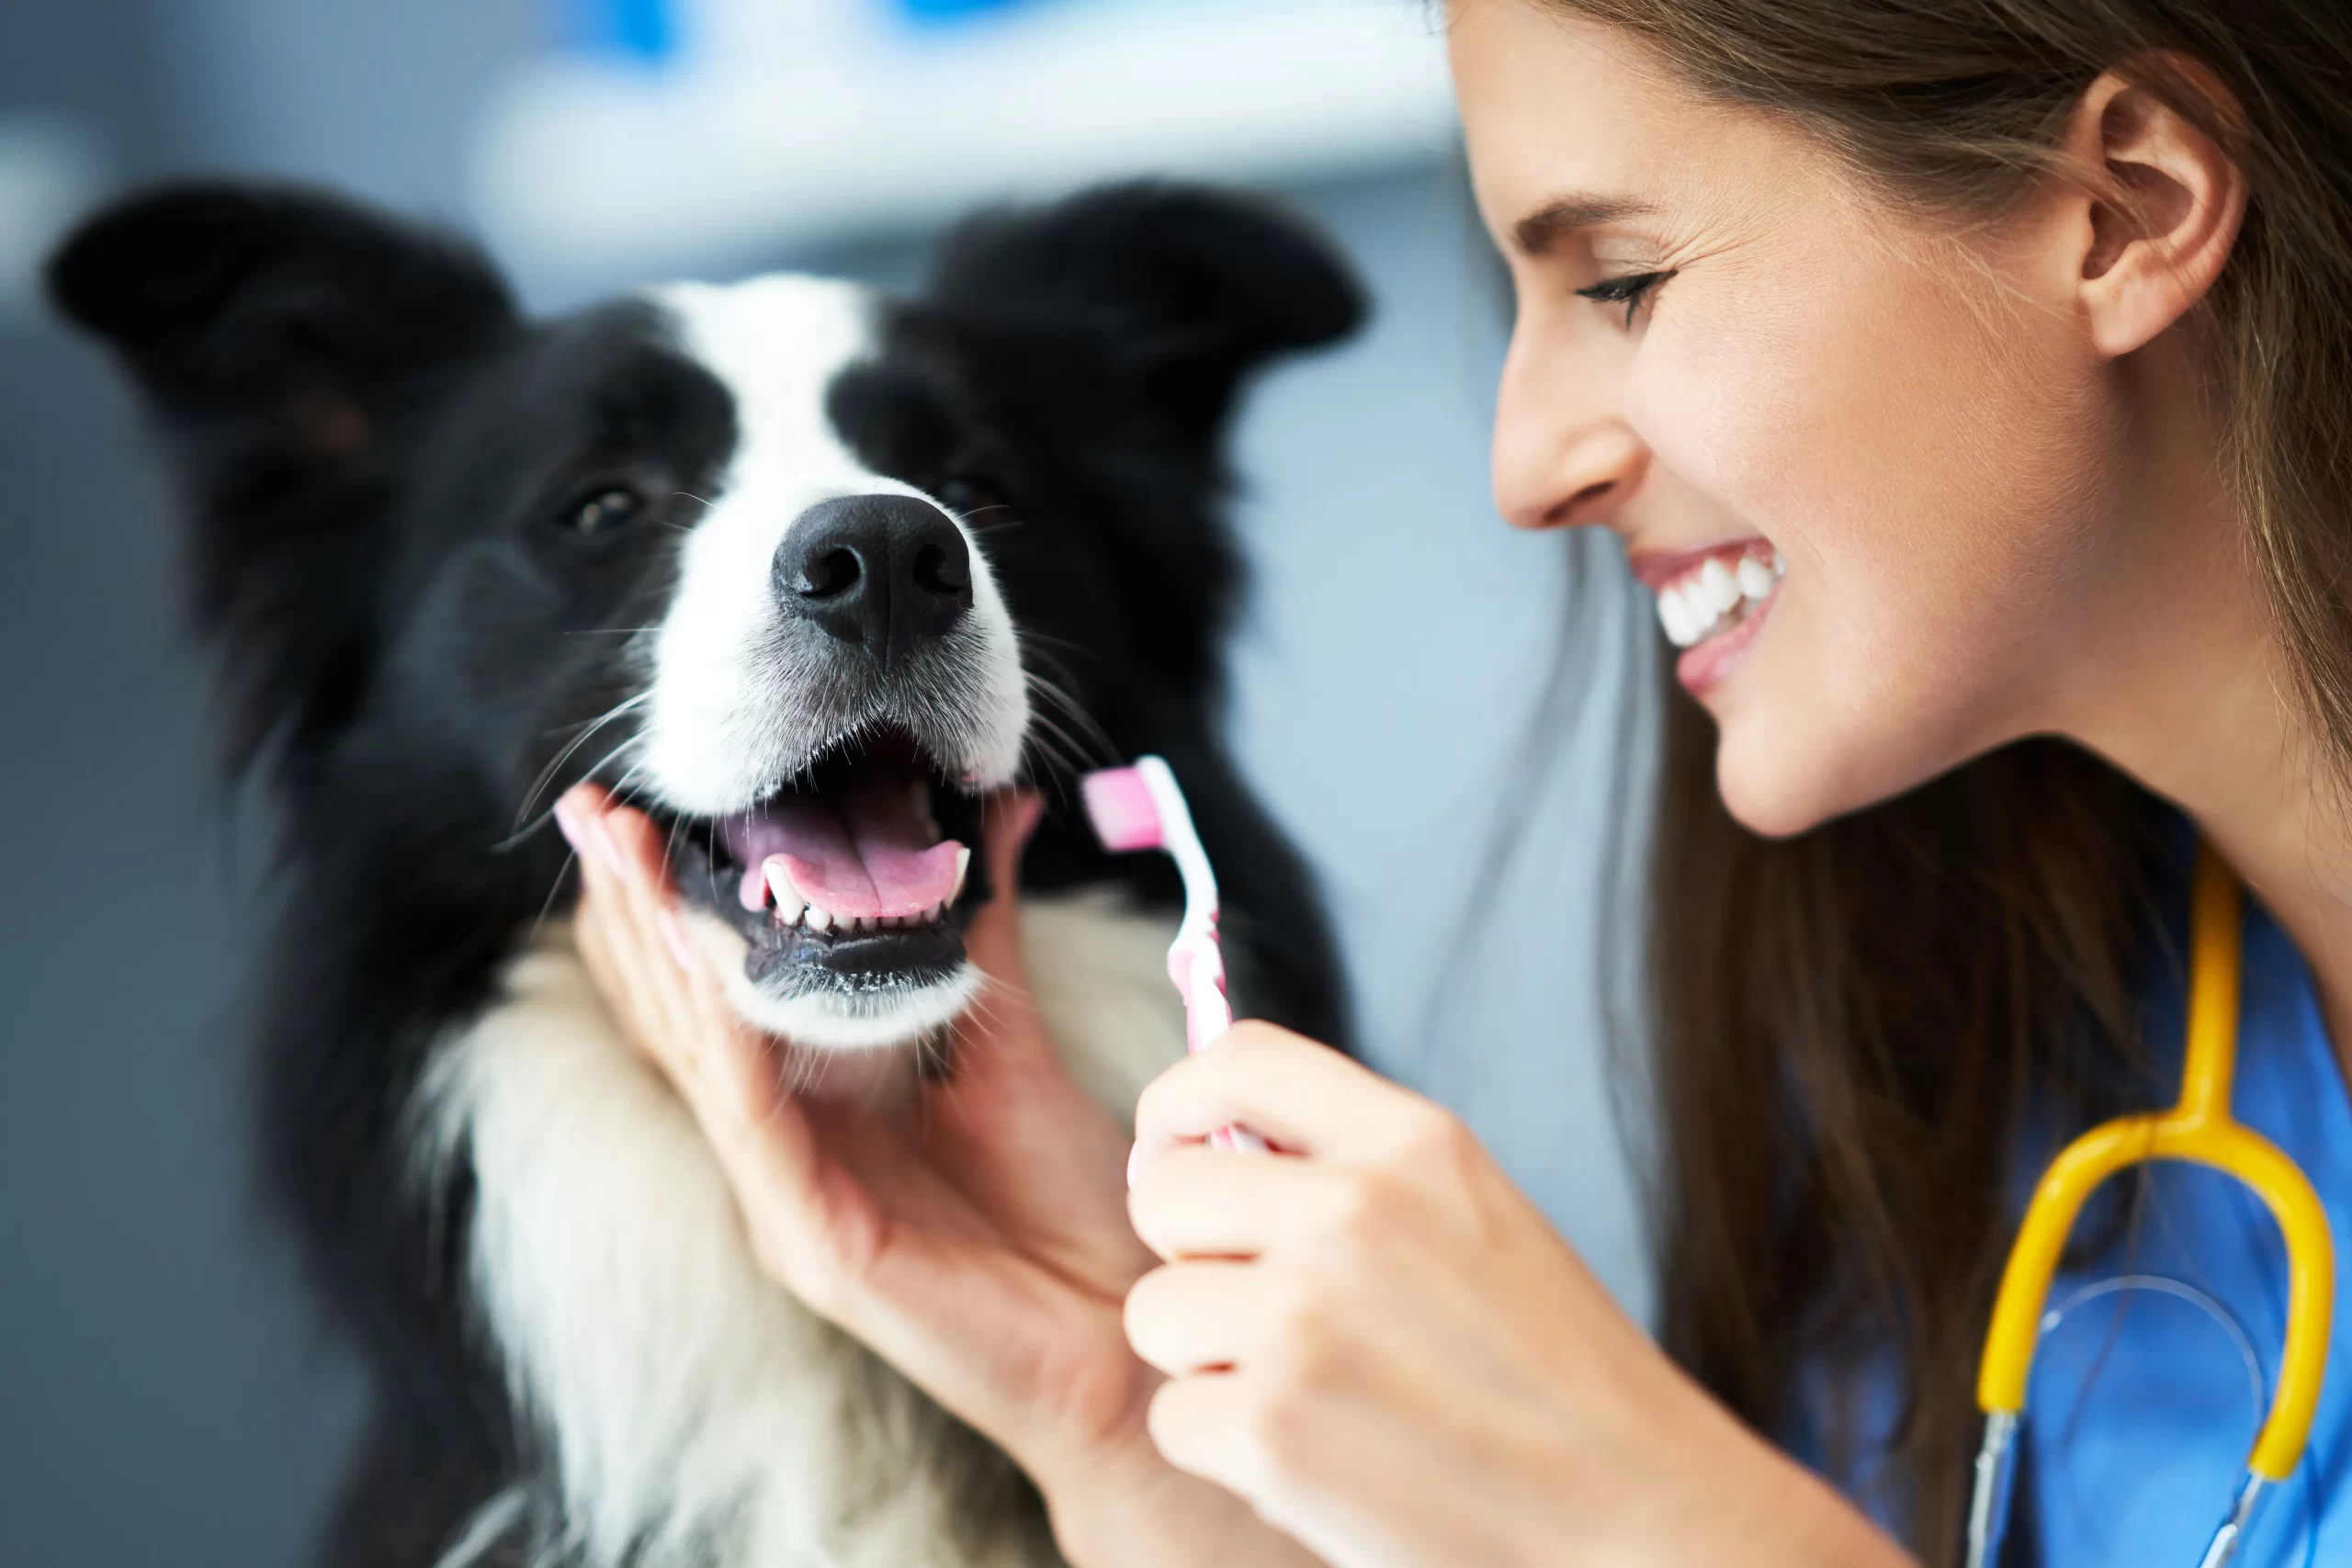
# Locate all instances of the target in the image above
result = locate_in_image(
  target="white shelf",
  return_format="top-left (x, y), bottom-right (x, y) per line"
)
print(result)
top-left (469, 0), bottom-right (1458, 279)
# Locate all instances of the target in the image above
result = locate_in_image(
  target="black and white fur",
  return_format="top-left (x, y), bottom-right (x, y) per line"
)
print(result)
top-left (48, 178), bottom-right (1360, 1568)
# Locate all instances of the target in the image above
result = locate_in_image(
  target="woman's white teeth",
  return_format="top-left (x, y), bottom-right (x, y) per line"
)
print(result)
top-left (1698, 557), bottom-right (1739, 616)
top-left (1656, 549), bottom-right (1783, 649)
top-left (1657, 587), bottom-right (1695, 647)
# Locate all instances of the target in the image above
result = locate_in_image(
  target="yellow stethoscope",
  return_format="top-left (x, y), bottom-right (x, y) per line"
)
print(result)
top-left (1964, 848), bottom-right (2335, 1568)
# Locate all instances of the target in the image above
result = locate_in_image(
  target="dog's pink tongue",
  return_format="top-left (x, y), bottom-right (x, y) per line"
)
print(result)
top-left (749, 781), bottom-right (964, 919)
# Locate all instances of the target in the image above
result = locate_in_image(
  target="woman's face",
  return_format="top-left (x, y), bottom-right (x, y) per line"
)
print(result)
top-left (1453, 1), bottom-right (2137, 835)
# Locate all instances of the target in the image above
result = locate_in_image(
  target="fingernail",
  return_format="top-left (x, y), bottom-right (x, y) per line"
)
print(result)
top-left (657, 908), bottom-right (699, 972)
top-left (1125, 1141), bottom-right (1141, 1190)
top-left (554, 795), bottom-right (592, 860)
top-left (579, 807), bottom-right (627, 877)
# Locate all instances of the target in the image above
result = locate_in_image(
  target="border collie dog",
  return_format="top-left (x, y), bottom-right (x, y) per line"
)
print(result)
top-left (49, 179), bottom-right (1358, 1568)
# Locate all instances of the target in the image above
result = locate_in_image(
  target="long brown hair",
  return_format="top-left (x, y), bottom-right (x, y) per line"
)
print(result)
top-left (1518, 0), bottom-right (2352, 1558)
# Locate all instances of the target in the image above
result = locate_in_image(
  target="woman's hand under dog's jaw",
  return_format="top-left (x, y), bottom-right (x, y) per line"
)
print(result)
top-left (554, 781), bottom-right (1319, 1568)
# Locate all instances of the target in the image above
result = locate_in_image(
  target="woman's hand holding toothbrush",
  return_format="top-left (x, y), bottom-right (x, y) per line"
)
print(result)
top-left (557, 781), bottom-right (1319, 1568)
top-left (1123, 1024), bottom-right (1907, 1568)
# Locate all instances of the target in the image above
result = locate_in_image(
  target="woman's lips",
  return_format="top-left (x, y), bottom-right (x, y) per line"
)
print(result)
top-left (1675, 589), bottom-right (1776, 695)
top-left (1629, 538), bottom-right (1783, 695)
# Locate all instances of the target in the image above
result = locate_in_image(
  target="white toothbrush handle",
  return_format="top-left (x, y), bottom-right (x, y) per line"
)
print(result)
top-left (1181, 937), bottom-right (1230, 1053)
top-left (1175, 937), bottom-right (1265, 1153)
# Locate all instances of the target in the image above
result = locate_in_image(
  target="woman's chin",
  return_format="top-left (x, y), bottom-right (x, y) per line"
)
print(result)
top-left (1714, 701), bottom-right (1978, 840)
top-left (1711, 716), bottom-right (1852, 840)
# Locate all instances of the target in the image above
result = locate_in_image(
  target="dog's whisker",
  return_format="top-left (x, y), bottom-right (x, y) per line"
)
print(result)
top-left (507, 692), bottom-right (653, 840)
top-left (528, 843), bottom-right (584, 943)
top-left (493, 729), bottom-right (649, 855)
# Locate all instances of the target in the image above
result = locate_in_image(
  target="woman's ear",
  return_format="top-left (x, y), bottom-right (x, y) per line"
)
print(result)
top-left (2062, 58), bottom-right (2249, 358)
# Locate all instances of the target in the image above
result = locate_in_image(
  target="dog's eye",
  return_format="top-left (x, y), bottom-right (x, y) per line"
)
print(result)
top-left (565, 487), bottom-right (645, 536)
top-left (934, 474), bottom-right (1010, 520)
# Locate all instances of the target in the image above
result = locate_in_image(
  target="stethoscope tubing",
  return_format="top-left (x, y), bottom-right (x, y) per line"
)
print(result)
top-left (1962, 848), bottom-right (2335, 1568)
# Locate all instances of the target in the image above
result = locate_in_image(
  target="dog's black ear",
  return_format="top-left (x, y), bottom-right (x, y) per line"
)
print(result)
top-left (46, 180), bottom-right (518, 772)
top-left (927, 180), bottom-right (1366, 444)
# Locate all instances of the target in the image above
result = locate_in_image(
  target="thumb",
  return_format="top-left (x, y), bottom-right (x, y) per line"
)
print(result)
top-left (959, 789), bottom-right (1044, 993)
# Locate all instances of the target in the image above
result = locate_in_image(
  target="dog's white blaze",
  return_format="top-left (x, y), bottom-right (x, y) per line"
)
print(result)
top-left (637, 276), bottom-right (1029, 817)
top-left (415, 899), bottom-right (1184, 1568)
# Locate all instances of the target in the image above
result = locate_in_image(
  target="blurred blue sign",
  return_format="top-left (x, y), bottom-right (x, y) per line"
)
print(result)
top-left (558, 0), bottom-right (680, 62)
top-left (897, 0), bottom-right (1033, 21)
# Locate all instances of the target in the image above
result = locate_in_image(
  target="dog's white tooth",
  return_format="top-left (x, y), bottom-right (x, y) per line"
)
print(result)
top-left (951, 845), bottom-right (972, 904)
top-left (806, 906), bottom-right (833, 934)
top-left (765, 863), bottom-right (806, 926)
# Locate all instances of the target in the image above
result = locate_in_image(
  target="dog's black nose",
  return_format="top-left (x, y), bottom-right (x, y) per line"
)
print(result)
top-left (774, 494), bottom-right (973, 659)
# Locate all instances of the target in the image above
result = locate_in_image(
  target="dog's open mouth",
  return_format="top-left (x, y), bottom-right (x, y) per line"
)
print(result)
top-left (665, 726), bottom-right (988, 998)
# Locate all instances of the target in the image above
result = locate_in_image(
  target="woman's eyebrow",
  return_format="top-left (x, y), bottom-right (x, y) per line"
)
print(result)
top-left (1512, 194), bottom-right (1660, 257)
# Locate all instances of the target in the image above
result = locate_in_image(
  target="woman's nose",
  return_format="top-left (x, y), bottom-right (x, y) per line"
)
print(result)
top-left (1490, 344), bottom-right (1648, 534)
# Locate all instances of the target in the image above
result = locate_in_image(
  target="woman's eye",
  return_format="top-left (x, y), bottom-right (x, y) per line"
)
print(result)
top-left (1573, 270), bottom-right (1674, 329)
top-left (564, 486), bottom-right (645, 536)
top-left (934, 474), bottom-right (1011, 519)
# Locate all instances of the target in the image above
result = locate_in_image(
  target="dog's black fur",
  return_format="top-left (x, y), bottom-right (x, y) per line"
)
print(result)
top-left (49, 178), bottom-right (1359, 1566)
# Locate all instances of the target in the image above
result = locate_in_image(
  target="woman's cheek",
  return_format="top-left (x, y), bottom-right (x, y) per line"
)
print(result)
top-left (1638, 265), bottom-right (2090, 834)
top-left (1630, 312), bottom-right (1912, 833)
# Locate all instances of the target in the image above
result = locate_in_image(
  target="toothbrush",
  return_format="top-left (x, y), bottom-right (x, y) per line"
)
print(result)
top-left (1080, 756), bottom-right (1266, 1154)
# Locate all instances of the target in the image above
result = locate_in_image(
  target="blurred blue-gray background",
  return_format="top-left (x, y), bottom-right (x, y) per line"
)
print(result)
top-left (0, 3), bottom-right (1648, 1564)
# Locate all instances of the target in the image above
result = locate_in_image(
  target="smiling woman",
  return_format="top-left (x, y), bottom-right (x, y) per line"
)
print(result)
top-left (1453, 0), bottom-right (2352, 1561)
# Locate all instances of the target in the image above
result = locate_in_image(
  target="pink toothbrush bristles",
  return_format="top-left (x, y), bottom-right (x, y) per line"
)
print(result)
top-left (1080, 768), bottom-right (1163, 852)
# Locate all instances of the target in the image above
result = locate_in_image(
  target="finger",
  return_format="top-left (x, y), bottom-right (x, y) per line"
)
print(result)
top-left (1133, 1021), bottom-right (1432, 1164)
top-left (566, 822), bottom-right (682, 1055)
top-left (558, 784), bottom-right (674, 1024)
top-left (1125, 1143), bottom-right (1339, 1261)
top-left (595, 802), bottom-right (708, 977)
top-left (595, 792), bottom-right (681, 902)
top-left (1124, 1258), bottom-right (1266, 1376)
top-left (1146, 1367), bottom-right (1268, 1492)
top-left (553, 781), bottom-right (625, 877)
top-left (959, 788), bottom-right (1043, 984)
top-left (570, 793), bottom-right (763, 1117)
top-left (578, 806), bottom-right (695, 1019)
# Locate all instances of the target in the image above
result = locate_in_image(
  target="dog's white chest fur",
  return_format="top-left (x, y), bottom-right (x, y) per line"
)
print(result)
top-left (415, 890), bottom-right (1185, 1568)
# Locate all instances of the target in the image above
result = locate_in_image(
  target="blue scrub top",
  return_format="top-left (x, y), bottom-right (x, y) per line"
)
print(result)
top-left (1793, 894), bottom-right (2352, 1565)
